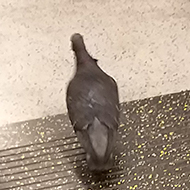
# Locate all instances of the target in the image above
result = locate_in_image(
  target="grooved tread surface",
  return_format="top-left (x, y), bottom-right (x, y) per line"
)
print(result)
top-left (0, 91), bottom-right (190, 190)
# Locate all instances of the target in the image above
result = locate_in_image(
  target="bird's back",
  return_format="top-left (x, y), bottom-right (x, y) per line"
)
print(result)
top-left (67, 68), bottom-right (119, 131)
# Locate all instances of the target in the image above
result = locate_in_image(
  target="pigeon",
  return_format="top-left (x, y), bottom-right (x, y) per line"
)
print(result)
top-left (66, 33), bottom-right (119, 171)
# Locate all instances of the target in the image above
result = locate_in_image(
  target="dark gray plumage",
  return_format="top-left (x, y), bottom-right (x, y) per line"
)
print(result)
top-left (66, 33), bottom-right (119, 171)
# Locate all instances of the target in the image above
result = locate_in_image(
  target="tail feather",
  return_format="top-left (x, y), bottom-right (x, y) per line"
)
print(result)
top-left (75, 118), bottom-right (116, 171)
top-left (88, 117), bottom-right (108, 161)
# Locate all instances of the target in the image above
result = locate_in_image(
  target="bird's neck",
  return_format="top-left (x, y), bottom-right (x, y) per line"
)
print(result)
top-left (75, 49), bottom-right (95, 66)
top-left (72, 35), bottom-right (95, 66)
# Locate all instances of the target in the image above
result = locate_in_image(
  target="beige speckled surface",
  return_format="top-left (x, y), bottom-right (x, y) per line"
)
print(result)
top-left (0, 0), bottom-right (190, 126)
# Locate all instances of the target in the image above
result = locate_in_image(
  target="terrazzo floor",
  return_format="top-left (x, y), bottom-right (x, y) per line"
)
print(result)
top-left (0, 90), bottom-right (190, 189)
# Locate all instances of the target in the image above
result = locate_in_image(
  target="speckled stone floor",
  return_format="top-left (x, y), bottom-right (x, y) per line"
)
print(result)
top-left (0, 0), bottom-right (190, 126)
top-left (0, 90), bottom-right (190, 190)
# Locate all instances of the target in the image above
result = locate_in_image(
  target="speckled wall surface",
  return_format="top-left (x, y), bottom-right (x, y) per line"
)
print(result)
top-left (0, 0), bottom-right (190, 125)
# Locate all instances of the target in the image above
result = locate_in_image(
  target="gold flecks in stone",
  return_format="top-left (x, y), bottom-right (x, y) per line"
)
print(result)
top-left (21, 155), bottom-right (25, 159)
top-left (1, 91), bottom-right (190, 189)
top-left (119, 124), bottom-right (125, 128)
top-left (148, 109), bottom-right (153, 113)
top-left (164, 134), bottom-right (168, 139)
top-left (40, 132), bottom-right (45, 138)
top-left (148, 174), bottom-right (153, 179)
top-left (138, 145), bottom-right (142, 148)
top-left (159, 120), bottom-right (165, 127)
top-left (169, 132), bottom-right (174, 135)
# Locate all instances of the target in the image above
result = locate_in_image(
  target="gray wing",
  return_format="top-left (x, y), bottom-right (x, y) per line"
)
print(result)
top-left (66, 73), bottom-right (119, 131)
